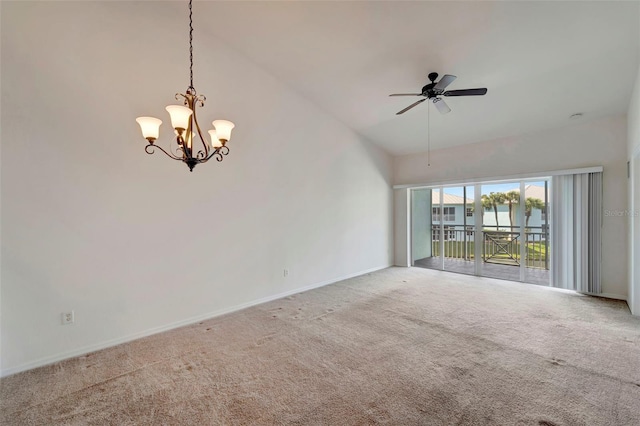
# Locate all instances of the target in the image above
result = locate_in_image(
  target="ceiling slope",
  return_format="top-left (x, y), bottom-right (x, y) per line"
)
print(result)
top-left (185, 2), bottom-right (638, 155)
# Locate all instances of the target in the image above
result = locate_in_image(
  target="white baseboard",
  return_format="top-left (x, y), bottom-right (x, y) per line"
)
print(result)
top-left (579, 291), bottom-right (628, 301)
top-left (1, 265), bottom-right (391, 378)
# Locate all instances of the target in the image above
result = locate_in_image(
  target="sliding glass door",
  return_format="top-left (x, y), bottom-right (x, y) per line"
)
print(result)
top-left (523, 180), bottom-right (550, 285)
top-left (411, 179), bottom-right (550, 286)
top-left (479, 182), bottom-right (522, 281)
top-left (411, 188), bottom-right (435, 268)
top-left (411, 186), bottom-right (476, 275)
top-left (439, 186), bottom-right (475, 275)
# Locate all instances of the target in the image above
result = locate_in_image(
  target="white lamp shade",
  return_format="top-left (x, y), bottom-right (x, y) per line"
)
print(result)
top-left (208, 130), bottom-right (223, 148)
top-left (136, 117), bottom-right (162, 140)
top-left (165, 105), bottom-right (193, 130)
top-left (212, 120), bottom-right (235, 142)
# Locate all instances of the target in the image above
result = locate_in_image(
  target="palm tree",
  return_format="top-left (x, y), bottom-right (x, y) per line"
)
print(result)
top-left (481, 196), bottom-right (493, 219)
top-left (480, 194), bottom-right (490, 223)
top-left (525, 197), bottom-right (545, 228)
top-left (481, 192), bottom-right (505, 230)
top-left (505, 190), bottom-right (520, 231)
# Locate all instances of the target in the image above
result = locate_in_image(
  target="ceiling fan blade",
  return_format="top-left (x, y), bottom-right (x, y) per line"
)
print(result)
top-left (434, 74), bottom-right (457, 91)
top-left (443, 88), bottom-right (488, 97)
top-left (396, 98), bottom-right (427, 115)
top-left (432, 98), bottom-right (451, 114)
top-left (389, 93), bottom-right (421, 96)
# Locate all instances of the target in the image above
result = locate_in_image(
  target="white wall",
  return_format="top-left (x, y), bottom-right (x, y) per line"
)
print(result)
top-left (395, 116), bottom-right (629, 299)
top-left (0, 2), bottom-right (393, 375)
top-left (631, 152), bottom-right (640, 315)
top-left (393, 189), bottom-right (410, 267)
top-left (628, 38), bottom-right (640, 315)
top-left (0, 0), bottom-right (3, 376)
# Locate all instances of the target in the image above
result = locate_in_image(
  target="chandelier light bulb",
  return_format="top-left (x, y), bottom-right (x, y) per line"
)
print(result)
top-left (136, 117), bottom-right (162, 141)
top-left (212, 120), bottom-right (235, 143)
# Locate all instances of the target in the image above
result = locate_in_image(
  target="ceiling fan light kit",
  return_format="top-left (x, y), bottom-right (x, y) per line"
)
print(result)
top-left (390, 72), bottom-right (488, 115)
top-left (135, 0), bottom-right (235, 172)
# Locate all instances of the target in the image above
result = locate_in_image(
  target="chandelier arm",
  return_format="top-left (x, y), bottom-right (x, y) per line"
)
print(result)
top-left (200, 148), bottom-right (221, 163)
top-left (202, 145), bottom-right (229, 163)
top-left (172, 137), bottom-right (186, 158)
top-left (165, 131), bottom-right (186, 158)
top-left (176, 92), bottom-right (188, 104)
top-left (212, 151), bottom-right (224, 162)
top-left (145, 143), bottom-right (183, 161)
top-left (190, 104), bottom-right (210, 160)
top-left (176, 132), bottom-right (193, 160)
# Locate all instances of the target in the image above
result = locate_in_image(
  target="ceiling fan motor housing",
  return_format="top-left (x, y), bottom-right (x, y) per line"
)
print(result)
top-left (422, 72), bottom-right (441, 98)
top-left (421, 83), bottom-right (439, 98)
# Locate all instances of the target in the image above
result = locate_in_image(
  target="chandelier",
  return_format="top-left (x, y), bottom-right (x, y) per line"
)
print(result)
top-left (135, 0), bottom-right (235, 172)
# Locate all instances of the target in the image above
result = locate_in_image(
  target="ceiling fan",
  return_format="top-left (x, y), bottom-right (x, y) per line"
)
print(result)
top-left (390, 72), bottom-right (487, 115)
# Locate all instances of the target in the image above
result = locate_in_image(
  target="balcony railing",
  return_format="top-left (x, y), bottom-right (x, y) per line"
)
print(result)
top-left (431, 225), bottom-right (548, 269)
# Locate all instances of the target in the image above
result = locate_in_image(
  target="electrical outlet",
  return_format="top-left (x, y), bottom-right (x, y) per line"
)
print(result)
top-left (284, 269), bottom-right (289, 277)
top-left (62, 311), bottom-right (74, 325)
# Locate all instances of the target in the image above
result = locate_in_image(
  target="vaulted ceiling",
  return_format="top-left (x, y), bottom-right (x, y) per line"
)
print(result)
top-left (185, 1), bottom-right (638, 155)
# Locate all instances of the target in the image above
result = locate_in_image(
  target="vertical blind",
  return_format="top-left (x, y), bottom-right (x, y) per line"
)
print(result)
top-left (551, 172), bottom-right (603, 293)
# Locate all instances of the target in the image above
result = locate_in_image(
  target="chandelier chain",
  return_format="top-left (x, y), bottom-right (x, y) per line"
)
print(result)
top-left (189, 0), bottom-right (194, 91)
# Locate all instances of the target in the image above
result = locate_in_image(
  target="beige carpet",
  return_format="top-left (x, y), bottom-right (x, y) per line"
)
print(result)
top-left (2, 267), bottom-right (640, 425)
